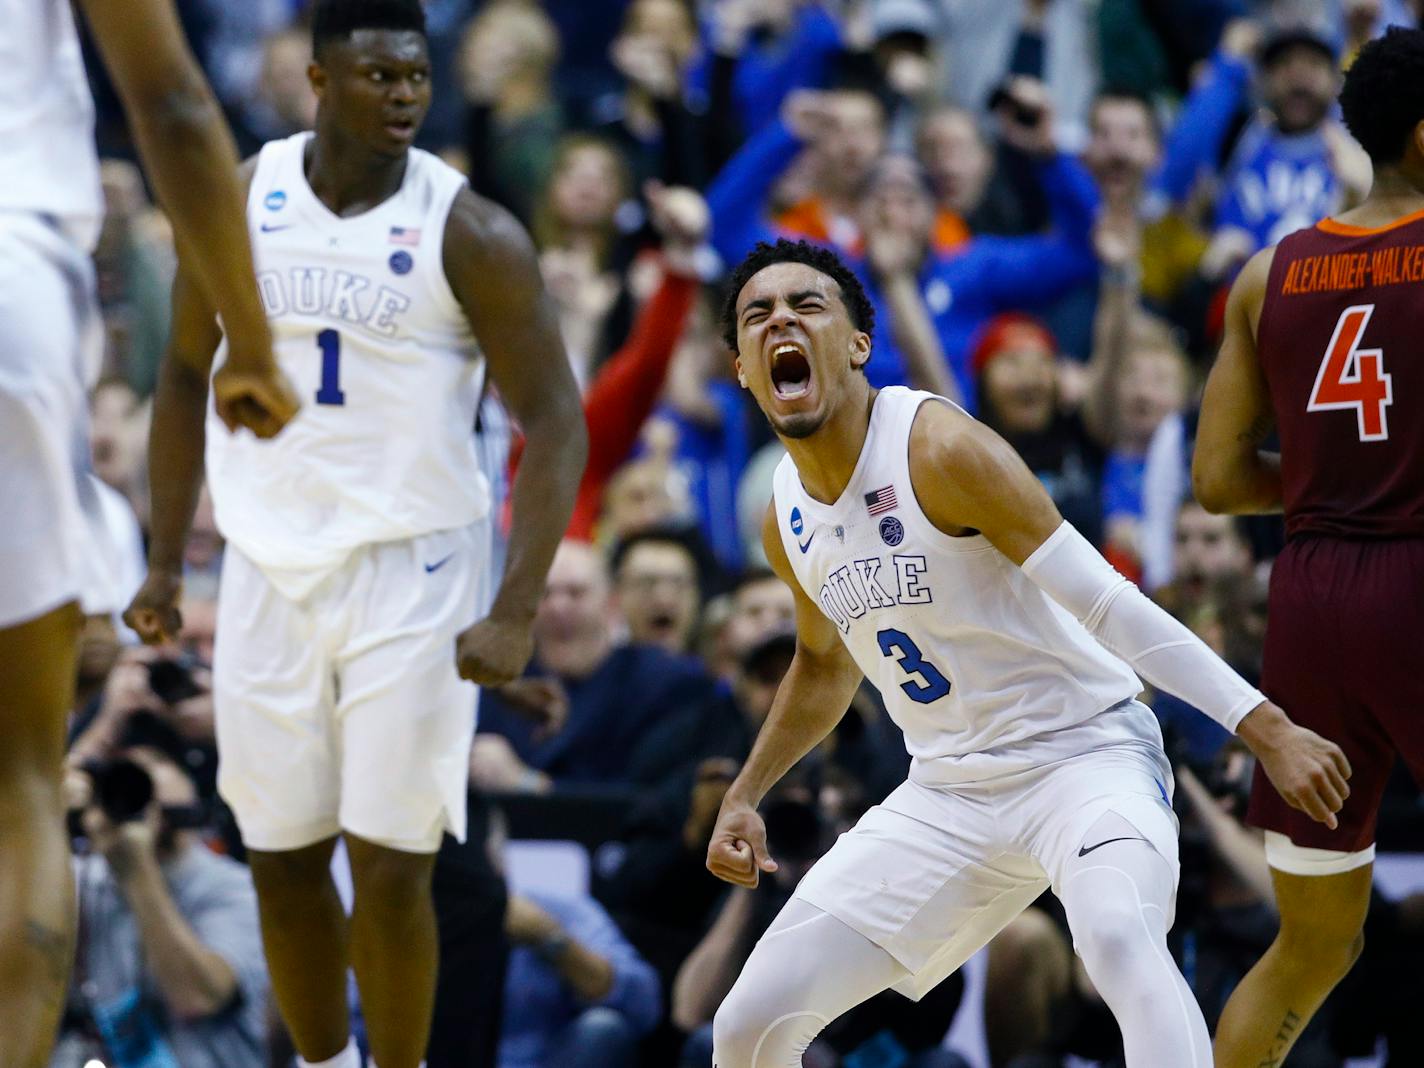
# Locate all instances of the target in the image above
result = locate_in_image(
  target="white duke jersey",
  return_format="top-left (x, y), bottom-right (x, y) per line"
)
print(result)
top-left (206, 133), bottom-right (489, 593)
top-left (772, 387), bottom-right (1156, 786)
top-left (0, 0), bottom-right (103, 246)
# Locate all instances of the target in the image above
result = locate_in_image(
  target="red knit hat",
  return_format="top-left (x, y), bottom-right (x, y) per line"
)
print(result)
top-left (970, 312), bottom-right (1058, 377)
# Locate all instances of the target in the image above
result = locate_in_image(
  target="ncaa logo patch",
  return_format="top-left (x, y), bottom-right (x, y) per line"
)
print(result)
top-left (879, 515), bottom-right (904, 546)
top-left (389, 250), bottom-right (414, 275)
top-left (264, 190), bottom-right (287, 211)
top-left (789, 507), bottom-right (804, 537)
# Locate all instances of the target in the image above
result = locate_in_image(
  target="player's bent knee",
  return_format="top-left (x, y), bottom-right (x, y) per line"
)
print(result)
top-left (713, 980), bottom-right (829, 1068)
top-left (1277, 921), bottom-right (1365, 980)
top-left (346, 837), bottom-right (437, 910)
top-left (247, 840), bottom-right (339, 896)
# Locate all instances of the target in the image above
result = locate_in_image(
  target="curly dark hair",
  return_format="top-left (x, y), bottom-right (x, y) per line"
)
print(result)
top-left (313, 0), bottom-right (427, 61)
top-left (1340, 27), bottom-right (1424, 165)
top-left (720, 240), bottom-right (875, 353)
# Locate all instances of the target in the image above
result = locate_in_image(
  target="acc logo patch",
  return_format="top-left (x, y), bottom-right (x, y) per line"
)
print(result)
top-left (879, 515), bottom-right (905, 547)
top-left (389, 250), bottom-right (414, 275)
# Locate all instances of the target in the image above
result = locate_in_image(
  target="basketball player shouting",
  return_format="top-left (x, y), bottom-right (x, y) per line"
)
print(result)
top-left (1, 1), bottom-right (297, 1063)
top-left (1196, 28), bottom-right (1424, 1068)
top-left (124, 3), bottom-right (586, 1067)
top-left (704, 239), bottom-right (1347, 1068)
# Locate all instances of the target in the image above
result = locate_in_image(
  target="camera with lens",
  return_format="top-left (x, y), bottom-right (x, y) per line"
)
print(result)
top-left (82, 756), bottom-right (157, 824)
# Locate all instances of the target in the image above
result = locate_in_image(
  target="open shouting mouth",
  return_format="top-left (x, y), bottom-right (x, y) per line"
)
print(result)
top-left (769, 341), bottom-right (813, 401)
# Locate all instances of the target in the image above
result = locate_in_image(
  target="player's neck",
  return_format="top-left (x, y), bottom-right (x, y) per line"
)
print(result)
top-left (1335, 168), bottom-right (1424, 229)
top-left (784, 386), bottom-right (877, 506)
top-left (304, 128), bottom-right (410, 218)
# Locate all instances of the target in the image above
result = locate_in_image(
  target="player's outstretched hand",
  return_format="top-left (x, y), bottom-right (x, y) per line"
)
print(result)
top-left (706, 801), bottom-right (778, 888)
top-left (1239, 701), bottom-right (1352, 830)
top-left (212, 358), bottom-right (301, 439)
top-left (455, 616), bottom-right (536, 687)
top-left (123, 569), bottom-right (183, 645)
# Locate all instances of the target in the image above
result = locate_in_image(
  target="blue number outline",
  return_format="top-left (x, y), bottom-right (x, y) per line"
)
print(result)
top-left (876, 628), bottom-right (951, 704)
top-left (315, 328), bottom-right (345, 406)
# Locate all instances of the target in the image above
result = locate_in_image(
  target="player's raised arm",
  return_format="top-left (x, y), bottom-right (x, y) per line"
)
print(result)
top-left (442, 190), bottom-right (588, 685)
top-left (75, 0), bottom-right (297, 437)
top-left (907, 400), bottom-right (1351, 829)
top-left (706, 502), bottom-right (864, 889)
top-left (1192, 247), bottom-right (1284, 515)
top-left (123, 254), bottom-right (226, 645)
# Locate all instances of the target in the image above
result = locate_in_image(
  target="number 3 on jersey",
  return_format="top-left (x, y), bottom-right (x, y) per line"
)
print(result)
top-left (877, 628), bottom-right (951, 704)
top-left (315, 329), bottom-right (345, 406)
top-left (1308, 304), bottom-right (1391, 441)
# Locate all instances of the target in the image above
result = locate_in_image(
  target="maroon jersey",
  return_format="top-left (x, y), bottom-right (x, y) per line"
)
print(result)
top-left (1256, 209), bottom-right (1424, 539)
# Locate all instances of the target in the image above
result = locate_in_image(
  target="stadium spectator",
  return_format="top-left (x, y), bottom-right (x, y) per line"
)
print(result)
top-left (473, 540), bottom-right (723, 795)
top-left (54, 716), bottom-right (268, 1068)
top-left (687, 0), bottom-right (845, 149)
top-left (461, 0), bottom-right (565, 225)
top-left (592, 0), bottom-right (708, 189)
top-left (612, 526), bottom-right (705, 655)
top-left (499, 886), bottom-right (661, 1068)
top-left (711, 82), bottom-right (1099, 405)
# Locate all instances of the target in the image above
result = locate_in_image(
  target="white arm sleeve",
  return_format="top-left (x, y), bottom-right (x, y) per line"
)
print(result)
top-left (1020, 522), bottom-right (1265, 733)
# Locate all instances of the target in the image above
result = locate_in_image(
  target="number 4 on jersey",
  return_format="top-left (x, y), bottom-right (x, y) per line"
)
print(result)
top-left (1308, 304), bottom-right (1392, 441)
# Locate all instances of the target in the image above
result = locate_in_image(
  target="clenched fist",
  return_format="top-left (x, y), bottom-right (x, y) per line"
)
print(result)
top-left (455, 614), bottom-right (536, 687)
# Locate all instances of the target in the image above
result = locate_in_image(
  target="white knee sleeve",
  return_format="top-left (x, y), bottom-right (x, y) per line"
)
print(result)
top-left (1060, 812), bottom-right (1211, 1068)
top-left (712, 901), bottom-right (909, 1068)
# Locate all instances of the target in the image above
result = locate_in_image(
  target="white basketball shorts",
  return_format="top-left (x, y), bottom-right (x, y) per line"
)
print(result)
top-left (0, 212), bottom-right (104, 628)
top-left (792, 708), bottom-right (1180, 1001)
top-left (214, 520), bottom-right (490, 854)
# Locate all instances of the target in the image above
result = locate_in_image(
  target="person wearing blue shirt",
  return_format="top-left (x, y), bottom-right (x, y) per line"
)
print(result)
top-left (499, 890), bottom-right (661, 1068)
top-left (1215, 29), bottom-right (1362, 252)
top-left (687, 1), bottom-right (844, 140)
top-left (707, 83), bottom-right (1100, 411)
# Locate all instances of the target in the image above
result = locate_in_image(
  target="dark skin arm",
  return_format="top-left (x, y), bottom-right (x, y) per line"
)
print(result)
top-left (75, 0), bottom-right (297, 438)
top-left (443, 190), bottom-right (588, 685)
top-left (125, 162), bottom-right (257, 643)
top-left (907, 399), bottom-right (1347, 828)
top-left (1192, 247), bottom-right (1284, 514)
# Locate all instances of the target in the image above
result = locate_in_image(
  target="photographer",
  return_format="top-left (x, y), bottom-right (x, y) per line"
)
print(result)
top-left (52, 714), bottom-right (268, 1068)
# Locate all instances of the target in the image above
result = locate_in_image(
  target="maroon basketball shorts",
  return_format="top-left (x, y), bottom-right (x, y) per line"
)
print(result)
top-left (1249, 536), bottom-right (1424, 854)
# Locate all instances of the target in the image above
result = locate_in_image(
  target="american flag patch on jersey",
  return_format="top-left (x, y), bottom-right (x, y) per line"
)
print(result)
top-left (865, 485), bottom-right (898, 516)
top-left (388, 226), bottom-right (421, 246)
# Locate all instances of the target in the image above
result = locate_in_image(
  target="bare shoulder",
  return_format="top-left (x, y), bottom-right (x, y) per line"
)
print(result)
top-left (908, 399), bottom-right (1023, 500)
top-left (907, 397), bottom-right (1063, 554)
top-left (442, 186), bottom-right (538, 278)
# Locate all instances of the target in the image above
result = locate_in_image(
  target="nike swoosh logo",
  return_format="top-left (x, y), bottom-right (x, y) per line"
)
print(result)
top-left (260, 223), bottom-right (293, 233)
top-left (797, 533), bottom-right (815, 554)
top-left (1078, 836), bottom-right (1150, 857)
top-left (424, 553), bottom-right (455, 574)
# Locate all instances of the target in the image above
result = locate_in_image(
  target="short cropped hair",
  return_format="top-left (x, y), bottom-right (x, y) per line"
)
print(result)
top-left (1340, 27), bottom-right (1424, 166)
top-left (312, 0), bottom-right (427, 61)
top-left (720, 239), bottom-right (876, 353)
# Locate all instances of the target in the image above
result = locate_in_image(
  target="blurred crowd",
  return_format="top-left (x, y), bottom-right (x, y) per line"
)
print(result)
top-left (64, 1), bottom-right (1424, 1067)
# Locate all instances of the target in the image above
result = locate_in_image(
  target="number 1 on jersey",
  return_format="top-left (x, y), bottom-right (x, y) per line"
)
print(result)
top-left (1308, 304), bottom-right (1391, 441)
top-left (315, 329), bottom-right (345, 406)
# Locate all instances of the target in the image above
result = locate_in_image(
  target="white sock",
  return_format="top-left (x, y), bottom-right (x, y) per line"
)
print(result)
top-left (296, 1038), bottom-right (361, 1068)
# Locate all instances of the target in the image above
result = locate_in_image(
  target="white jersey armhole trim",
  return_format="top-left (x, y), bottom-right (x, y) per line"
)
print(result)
top-left (424, 163), bottom-right (475, 325)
